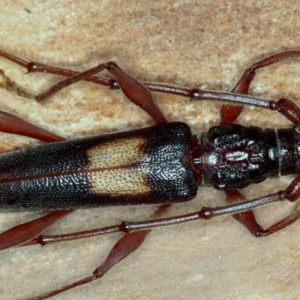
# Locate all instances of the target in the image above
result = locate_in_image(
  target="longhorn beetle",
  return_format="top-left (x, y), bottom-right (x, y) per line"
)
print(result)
top-left (1, 49), bottom-right (300, 299)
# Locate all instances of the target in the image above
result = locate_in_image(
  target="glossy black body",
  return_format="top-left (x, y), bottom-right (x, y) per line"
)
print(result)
top-left (0, 121), bottom-right (300, 212)
top-left (0, 122), bottom-right (197, 211)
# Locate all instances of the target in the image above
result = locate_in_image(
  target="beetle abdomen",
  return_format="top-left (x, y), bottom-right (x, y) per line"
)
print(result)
top-left (0, 122), bottom-right (197, 211)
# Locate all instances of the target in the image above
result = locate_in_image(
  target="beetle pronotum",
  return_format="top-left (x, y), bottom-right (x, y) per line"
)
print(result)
top-left (1, 49), bottom-right (300, 299)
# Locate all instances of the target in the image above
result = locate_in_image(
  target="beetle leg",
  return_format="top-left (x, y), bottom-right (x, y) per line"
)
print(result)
top-left (29, 204), bottom-right (170, 300)
top-left (0, 210), bottom-right (71, 250)
top-left (224, 190), bottom-right (265, 236)
top-left (0, 113), bottom-right (71, 249)
top-left (1, 50), bottom-right (167, 124)
top-left (219, 91), bottom-right (244, 126)
top-left (0, 110), bottom-right (63, 142)
top-left (219, 51), bottom-right (300, 126)
top-left (224, 176), bottom-right (300, 237)
top-left (0, 49), bottom-right (117, 89)
top-left (3, 49), bottom-right (300, 125)
top-left (28, 61), bottom-right (167, 124)
top-left (232, 51), bottom-right (300, 94)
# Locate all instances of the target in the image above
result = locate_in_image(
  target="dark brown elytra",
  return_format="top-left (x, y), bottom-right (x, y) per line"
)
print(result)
top-left (1, 49), bottom-right (300, 299)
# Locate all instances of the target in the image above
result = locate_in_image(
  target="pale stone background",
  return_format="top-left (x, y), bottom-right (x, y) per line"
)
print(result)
top-left (1, 1), bottom-right (300, 299)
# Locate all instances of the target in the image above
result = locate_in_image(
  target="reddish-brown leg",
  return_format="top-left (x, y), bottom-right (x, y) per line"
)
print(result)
top-left (224, 190), bottom-right (265, 236)
top-left (194, 51), bottom-right (300, 126)
top-left (0, 111), bottom-right (62, 142)
top-left (0, 111), bottom-right (72, 249)
top-left (0, 50), bottom-right (166, 124)
top-left (196, 51), bottom-right (300, 125)
top-left (29, 204), bottom-right (171, 300)
top-left (0, 210), bottom-right (71, 250)
top-left (3, 49), bottom-right (300, 125)
top-left (2, 49), bottom-right (300, 125)
top-left (224, 174), bottom-right (300, 236)
top-left (220, 50), bottom-right (300, 125)
top-left (33, 61), bottom-right (167, 124)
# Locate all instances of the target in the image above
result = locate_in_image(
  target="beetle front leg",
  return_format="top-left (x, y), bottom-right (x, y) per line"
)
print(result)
top-left (225, 175), bottom-right (300, 237)
top-left (219, 51), bottom-right (300, 125)
top-left (233, 51), bottom-right (300, 94)
top-left (221, 51), bottom-right (300, 125)
top-left (223, 190), bottom-right (264, 236)
top-left (223, 189), bottom-right (300, 237)
top-left (191, 50), bottom-right (300, 126)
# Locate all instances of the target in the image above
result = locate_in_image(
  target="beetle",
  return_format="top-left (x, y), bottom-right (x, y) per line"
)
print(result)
top-left (1, 49), bottom-right (300, 299)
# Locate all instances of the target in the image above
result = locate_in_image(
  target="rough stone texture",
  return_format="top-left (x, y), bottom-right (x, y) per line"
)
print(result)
top-left (1, 1), bottom-right (300, 300)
